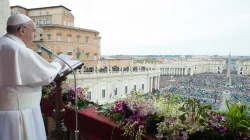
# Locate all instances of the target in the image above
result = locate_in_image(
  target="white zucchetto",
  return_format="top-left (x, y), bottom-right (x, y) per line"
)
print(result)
top-left (7, 14), bottom-right (32, 26)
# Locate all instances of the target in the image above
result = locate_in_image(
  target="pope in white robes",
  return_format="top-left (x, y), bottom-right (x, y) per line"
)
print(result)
top-left (0, 14), bottom-right (64, 140)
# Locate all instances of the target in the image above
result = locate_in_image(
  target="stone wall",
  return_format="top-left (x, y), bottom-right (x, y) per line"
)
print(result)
top-left (0, 0), bottom-right (10, 37)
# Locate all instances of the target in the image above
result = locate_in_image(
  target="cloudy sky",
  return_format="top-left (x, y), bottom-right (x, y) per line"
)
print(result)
top-left (9, 0), bottom-right (250, 56)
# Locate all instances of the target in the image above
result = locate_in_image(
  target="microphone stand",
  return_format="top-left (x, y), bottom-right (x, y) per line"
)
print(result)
top-left (37, 44), bottom-right (79, 140)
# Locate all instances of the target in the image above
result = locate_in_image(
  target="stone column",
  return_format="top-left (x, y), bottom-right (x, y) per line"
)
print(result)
top-left (190, 68), bottom-right (194, 75)
top-left (154, 76), bottom-right (157, 90)
top-left (150, 77), bottom-right (153, 92)
top-left (0, 0), bottom-right (10, 37)
top-left (157, 76), bottom-right (160, 89)
top-left (149, 77), bottom-right (151, 92)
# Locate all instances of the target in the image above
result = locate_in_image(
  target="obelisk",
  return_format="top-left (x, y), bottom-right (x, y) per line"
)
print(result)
top-left (226, 52), bottom-right (231, 87)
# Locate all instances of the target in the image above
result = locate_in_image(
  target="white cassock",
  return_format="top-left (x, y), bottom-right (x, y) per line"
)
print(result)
top-left (0, 34), bottom-right (62, 140)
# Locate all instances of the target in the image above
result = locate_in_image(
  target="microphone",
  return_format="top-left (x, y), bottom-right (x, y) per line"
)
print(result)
top-left (36, 44), bottom-right (79, 140)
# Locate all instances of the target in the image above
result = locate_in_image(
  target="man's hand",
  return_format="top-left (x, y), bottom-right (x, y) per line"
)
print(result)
top-left (58, 61), bottom-right (65, 69)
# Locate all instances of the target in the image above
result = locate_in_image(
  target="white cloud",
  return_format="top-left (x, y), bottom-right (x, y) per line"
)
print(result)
top-left (9, 0), bottom-right (250, 56)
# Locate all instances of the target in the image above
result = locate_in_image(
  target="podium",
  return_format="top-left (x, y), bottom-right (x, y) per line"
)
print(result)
top-left (51, 61), bottom-right (84, 140)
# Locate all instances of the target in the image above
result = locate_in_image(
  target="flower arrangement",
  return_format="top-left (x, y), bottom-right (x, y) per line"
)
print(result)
top-left (42, 83), bottom-right (250, 140)
top-left (42, 82), bottom-right (56, 99)
top-left (98, 91), bottom-right (250, 140)
top-left (42, 83), bottom-right (96, 110)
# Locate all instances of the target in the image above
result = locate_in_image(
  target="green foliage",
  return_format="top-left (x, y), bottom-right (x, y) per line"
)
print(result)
top-left (112, 113), bottom-right (124, 122)
top-left (97, 104), bottom-right (112, 115)
top-left (136, 58), bottom-right (162, 64)
top-left (144, 113), bottom-right (164, 136)
top-left (179, 97), bottom-right (211, 125)
top-left (71, 99), bottom-right (97, 110)
top-left (220, 99), bottom-right (250, 136)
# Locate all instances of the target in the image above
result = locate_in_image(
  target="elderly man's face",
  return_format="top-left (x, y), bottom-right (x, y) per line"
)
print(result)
top-left (25, 22), bottom-right (36, 45)
top-left (19, 22), bottom-right (36, 46)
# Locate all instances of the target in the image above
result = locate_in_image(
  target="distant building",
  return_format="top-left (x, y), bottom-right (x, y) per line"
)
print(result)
top-left (235, 60), bottom-right (250, 75)
top-left (10, 5), bottom-right (101, 61)
top-left (159, 58), bottom-right (226, 75)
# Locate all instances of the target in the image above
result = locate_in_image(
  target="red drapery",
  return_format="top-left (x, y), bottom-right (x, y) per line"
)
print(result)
top-left (41, 99), bottom-right (156, 140)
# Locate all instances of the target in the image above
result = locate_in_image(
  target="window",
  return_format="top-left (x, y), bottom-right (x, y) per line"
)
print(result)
top-left (241, 67), bottom-right (243, 71)
top-left (64, 21), bottom-right (66, 26)
top-left (39, 19), bottom-right (43, 25)
top-left (77, 37), bottom-right (80, 43)
top-left (40, 12), bottom-right (42, 15)
top-left (40, 34), bottom-right (42, 37)
top-left (47, 34), bottom-right (51, 40)
top-left (125, 86), bottom-right (128, 93)
top-left (102, 89), bottom-right (105, 98)
top-left (87, 91), bottom-right (91, 100)
top-left (63, 11), bottom-right (66, 15)
top-left (77, 54), bottom-right (80, 60)
top-left (134, 85), bottom-right (136, 91)
top-left (37, 52), bottom-right (42, 56)
top-left (46, 18), bottom-right (50, 24)
top-left (142, 84), bottom-right (144, 90)
top-left (46, 11), bottom-right (49, 15)
top-left (68, 22), bottom-right (70, 26)
top-left (48, 54), bottom-right (52, 60)
top-left (218, 66), bottom-right (220, 70)
top-left (68, 36), bottom-right (71, 42)
top-left (114, 88), bottom-right (118, 96)
top-left (73, 49), bottom-right (75, 53)
top-left (82, 50), bottom-right (84, 53)
top-left (57, 35), bottom-right (62, 41)
top-left (86, 39), bottom-right (89, 43)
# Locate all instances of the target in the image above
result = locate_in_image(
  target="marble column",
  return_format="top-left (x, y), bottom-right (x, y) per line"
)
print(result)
top-left (150, 77), bottom-right (153, 92)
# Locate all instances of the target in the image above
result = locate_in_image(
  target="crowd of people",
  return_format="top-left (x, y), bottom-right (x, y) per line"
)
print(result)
top-left (160, 73), bottom-right (250, 110)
